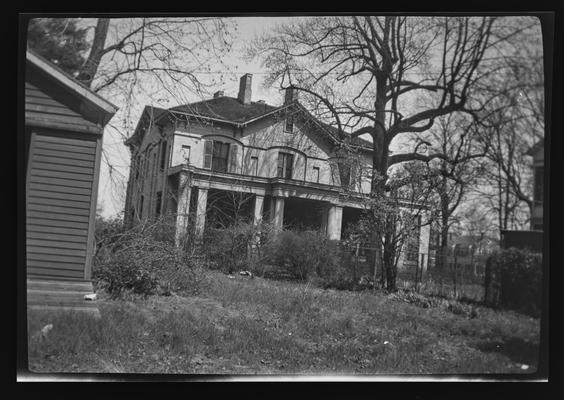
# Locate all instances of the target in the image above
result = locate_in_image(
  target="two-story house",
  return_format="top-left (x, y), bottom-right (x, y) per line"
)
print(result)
top-left (123, 74), bottom-right (431, 270)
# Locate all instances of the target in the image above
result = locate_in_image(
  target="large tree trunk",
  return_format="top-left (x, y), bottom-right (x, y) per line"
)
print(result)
top-left (371, 69), bottom-right (390, 289)
top-left (77, 18), bottom-right (110, 87)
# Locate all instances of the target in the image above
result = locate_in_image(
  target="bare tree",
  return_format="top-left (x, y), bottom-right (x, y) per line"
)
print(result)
top-left (59, 17), bottom-right (236, 217)
top-left (249, 16), bottom-right (511, 291)
top-left (425, 113), bottom-right (487, 271)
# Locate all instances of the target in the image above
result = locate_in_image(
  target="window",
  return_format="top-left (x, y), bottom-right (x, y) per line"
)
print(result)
top-left (250, 156), bottom-right (258, 176)
top-left (534, 166), bottom-right (543, 202)
top-left (160, 141), bottom-right (168, 170)
top-left (156, 191), bottom-right (162, 217)
top-left (312, 166), bottom-right (320, 183)
top-left (212, 141), bottom-right (230, 172)
top-left (203, 140), bottom-right (231, 173)
top-left (277, 152), bottom-right (294, 179)
top-left (181, 145), bottom-right (191, 164)
top-left (284, 115), bottom-right (294, 133)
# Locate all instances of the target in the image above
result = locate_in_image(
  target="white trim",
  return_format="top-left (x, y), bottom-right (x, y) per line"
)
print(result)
top-left (174, 130), bottom-right (203, 139)
top-left (27, 50), bottom-right (118, 115)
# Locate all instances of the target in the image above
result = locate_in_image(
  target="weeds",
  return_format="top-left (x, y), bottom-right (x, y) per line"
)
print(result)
top-left (28, 270), bottom-right (540, 375)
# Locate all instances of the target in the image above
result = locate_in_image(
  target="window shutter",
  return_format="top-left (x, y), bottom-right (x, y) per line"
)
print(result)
top-left (229, 144), bottom-right (239, 173)
top-left (277, 153), bottom-right (284, 177)
top-left (203, 140), bottom-right (213, 169)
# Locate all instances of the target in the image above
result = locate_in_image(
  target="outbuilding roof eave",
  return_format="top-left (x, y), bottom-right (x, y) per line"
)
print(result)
top-left (26, 49), bottom-right (119, 118)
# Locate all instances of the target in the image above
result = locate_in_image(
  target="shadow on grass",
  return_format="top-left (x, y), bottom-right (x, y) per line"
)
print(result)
top-left (474, 337), bottom-right (539, 366)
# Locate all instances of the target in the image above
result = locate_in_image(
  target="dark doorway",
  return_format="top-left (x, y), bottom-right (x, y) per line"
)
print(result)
top-left (206, 189), bottom-right (254, 228)
top-left (283, 197), bottom-right (325, 231)
top-left (341, 207), bottom-right (363, 238)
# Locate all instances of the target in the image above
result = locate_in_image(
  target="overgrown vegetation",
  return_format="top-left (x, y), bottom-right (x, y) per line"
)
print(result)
top-left (93, 217), bottom-right (205, 298)
top-left (485, 248), bottom-right (543, 317)
top-left (202, 222), bottom-right (259, 274)
top-left (28, 270), bottom-right (540, 374)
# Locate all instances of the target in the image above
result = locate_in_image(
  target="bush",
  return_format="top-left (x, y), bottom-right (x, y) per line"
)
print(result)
top-left (93, 219), bottom-right (204, 298)
top-left (202, 222), bottom-right (258, 274)
top-left (485, 248), bottom-right (542, 317)
top-left (263, 229), bottom-right (342, 281)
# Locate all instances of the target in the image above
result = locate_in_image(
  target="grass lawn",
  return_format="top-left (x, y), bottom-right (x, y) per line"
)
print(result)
top-left (27, 270), bottom-right (540, 375)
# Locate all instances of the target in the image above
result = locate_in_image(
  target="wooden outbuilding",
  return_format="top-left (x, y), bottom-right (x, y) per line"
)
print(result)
top-left (25, 50), bottom-right (117, 313)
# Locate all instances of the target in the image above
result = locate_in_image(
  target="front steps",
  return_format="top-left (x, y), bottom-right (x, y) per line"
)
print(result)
top-left (27, 278), bottom-right (100, 317)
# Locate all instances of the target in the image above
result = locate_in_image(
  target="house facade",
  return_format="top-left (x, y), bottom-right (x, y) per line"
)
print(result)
top-left (124, 74), bottom-right (430, 270)
top-left (25, 50), bottom-right (117, 312)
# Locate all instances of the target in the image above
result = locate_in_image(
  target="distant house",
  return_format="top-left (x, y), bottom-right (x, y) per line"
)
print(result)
top-left (526, 139), bottom-right (544, 231)
top-left (124, 74), bottom-right (431, 271)
top-left (25, 50), bottom-right (117, 312)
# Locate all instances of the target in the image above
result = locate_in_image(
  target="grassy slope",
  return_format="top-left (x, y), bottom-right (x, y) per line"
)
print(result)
top-left (27, 271), bottom-right (540, 375)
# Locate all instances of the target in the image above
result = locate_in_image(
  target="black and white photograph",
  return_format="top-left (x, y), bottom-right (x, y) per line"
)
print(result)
top-left (18, 13), bottom-right (550, 381)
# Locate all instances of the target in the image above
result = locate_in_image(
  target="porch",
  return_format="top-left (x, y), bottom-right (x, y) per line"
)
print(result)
top-left (168, 167), bottom-right (364, 243)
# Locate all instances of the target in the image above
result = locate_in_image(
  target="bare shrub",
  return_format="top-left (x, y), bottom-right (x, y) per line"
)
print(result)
top-left (93, 217), bottom-right (205, 298)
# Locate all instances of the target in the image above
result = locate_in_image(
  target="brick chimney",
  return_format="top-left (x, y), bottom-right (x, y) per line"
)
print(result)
top-left (237, 73), bottom-right (252, 104)
top-left (213, 90), bottom-right (224, 98)
top-left (284, 86), bottom-right (298, 104)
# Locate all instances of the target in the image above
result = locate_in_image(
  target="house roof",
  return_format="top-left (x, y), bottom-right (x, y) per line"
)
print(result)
top-left (127, 95), bottom-right (374, 152)
top-left (170, 96), bottom-right (279, 123)
top-left (26, 49), bottom-right (118, 122)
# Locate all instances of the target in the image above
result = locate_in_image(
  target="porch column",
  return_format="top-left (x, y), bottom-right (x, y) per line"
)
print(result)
top-left (175, 173), bottom-right (192, 247)
top-left (195, 187), bottom-right (208, 241)
top-left (419, 211), bottom-right (431, 274)
top-left (253, 194), bottom-right (265, 225)
top-left (327, 205), bottom-right (343, 240)
top-left (272, 197), bottom-right (285, 229)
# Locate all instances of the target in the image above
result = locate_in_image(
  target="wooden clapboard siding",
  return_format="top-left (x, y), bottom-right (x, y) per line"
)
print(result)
top-left (27, 252), bottom-right (86, 264)
top-left (28, 203), bottom-right (91, 217)
top-left (29, 175), bottom-right (94, 189)
top-left (31, 147), bottom-right (96, 162)
top-left (28, 197), bottom-right (92, 211)
top-left (29, 182), bottom-right (93, 196)
top-left (25, 79), bottom-right (102, 134)
top-left (28, 190), bottom-right (92, 203)
top-left (27, 238), bottom-right (87, 251)
top-left (27, 266), bottom-right (84, 279)
top-left (27, 259), bottom-right (89, 271)
top-left (33, 154), bottom-right (96, 168)
top-left (27, 224), bottom-right (89, 236)
top-left (27, 230), bottom-right (88, 243)
top-left (31, 161), bottom-right (95, 175)
top-left (34, 140), bottom-right (97, 155)
top-left (35, 133), bottom-right (97, 148)
top-left (26, 212), bottom-right (90, 228)
top-left (26, 129), bottom-right (97, 281)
